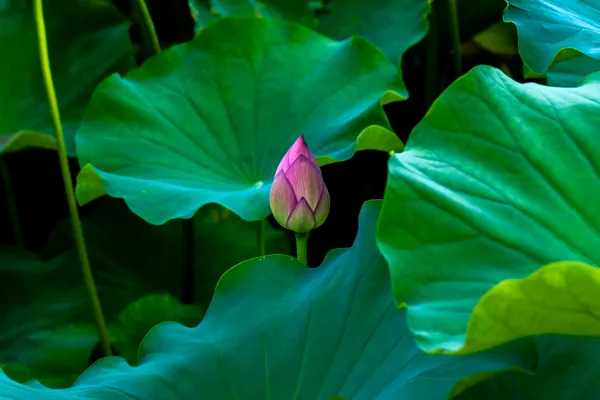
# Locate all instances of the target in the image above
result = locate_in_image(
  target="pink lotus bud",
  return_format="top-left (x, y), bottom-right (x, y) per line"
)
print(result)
top-left (270, 136), bottom-right (330, 233)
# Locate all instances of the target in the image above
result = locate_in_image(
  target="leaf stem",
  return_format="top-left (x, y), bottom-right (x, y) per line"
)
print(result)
top-left (257, 219), bottom-right (265, 256)
top-left (0, 158), bottom-right (23, 246)
top-left (34, 0), bottom-right (112, 357)
top-left (448, 0), bottom-right (462, 77)
top-left (134, 0), bottom-right (161, 55)
top-left (424, 3), bottom-right (439, 109)
top-left (295, 233), bottom-right (308, 265)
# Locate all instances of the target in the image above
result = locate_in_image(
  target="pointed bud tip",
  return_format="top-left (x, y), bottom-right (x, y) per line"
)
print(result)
top-left (286, 135), bottom-right (317, 168)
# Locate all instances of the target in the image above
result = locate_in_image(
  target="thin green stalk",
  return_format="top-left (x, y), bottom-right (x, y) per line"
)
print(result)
top-left (257, 219), bottom-right (265, 256)
top-left (448, 0), bottom-right (462, 77)
top-left (135, 0), bottom-right (161, 55)
top-left (34, 0), bottom-right (112, 357)
top-left (295, 233), bottom-right (308, 265)
top-left (0, 158), bottom-right (23, 246)
top-left (424, 3), bottom-right (438, 109)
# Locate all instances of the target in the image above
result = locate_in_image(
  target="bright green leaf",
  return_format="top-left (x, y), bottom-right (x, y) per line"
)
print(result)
top-left (0, 202), bottom-right (536, 398)
top-left (75, 163), bottom-right (106, 206)
top-left (76, 17), bottom-right (403, 224)
top-left (0, 0), bottom-right (134, 155)
top-left (461, 261), bottom-right (600, 354)
top-left (503, 0), bottom-right (600, 73)
top-left (0, 198), bottom-right (290, 385)
top-left (377, 65), bottom-right (600, 353)
top-left (0, 131), bottom-right (56, 154)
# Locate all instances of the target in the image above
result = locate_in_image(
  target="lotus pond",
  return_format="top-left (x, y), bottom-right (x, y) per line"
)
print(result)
top-left (0, 0), bottom-right (599, 399)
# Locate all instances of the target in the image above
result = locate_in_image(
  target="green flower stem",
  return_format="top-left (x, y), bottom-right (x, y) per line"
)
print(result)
top-left (448, 0), bottom-right (462, 77)
top-left (34, 0), bottom-right (112, 357)
top-left (0, 158), bottom-right (23, 246)
top-left (135, 0), bottom-right (161, 55)
top-left (295, 233), bottom-right (308, 265)
top-left (424, 3), bottom-right (439, 109)
top-left (257, 219), bottom-right (265, 256)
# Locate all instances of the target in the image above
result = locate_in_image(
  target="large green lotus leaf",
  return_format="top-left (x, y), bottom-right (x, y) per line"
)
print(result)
top-left (503, 0), bottom-right (600, 73)
top-left (0, 0), bottom-right (134, 155)
top-left (0, 202), bottom-right (536, 399)
top-left (190, 0), bottom-right (430, 65)
top-left (377, 65), bottom-right (600, 353)
top-left (75, 17), bottom-right (403, 224)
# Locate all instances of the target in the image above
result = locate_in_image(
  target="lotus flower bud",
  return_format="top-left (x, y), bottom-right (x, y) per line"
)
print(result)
top-left (270, 136), bottom-right (330, 233)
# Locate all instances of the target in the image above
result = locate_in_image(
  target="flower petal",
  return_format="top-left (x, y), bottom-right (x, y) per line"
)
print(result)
top-left (285, 154), bottom-right (323, 209)
top-left (314, 182), bottom-right (330, 228)
top-left (275, 153), bottom-right (291, 175)
top-left (269, 171), bottom-right (297, 228)
top-left (286, 197), bottom-right (316, 233)
top-left (277, 136), bottom-right (318, 174)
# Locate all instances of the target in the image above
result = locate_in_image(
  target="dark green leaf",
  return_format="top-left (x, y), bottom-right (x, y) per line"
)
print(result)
top-left (0, 0), bottom-right (134, 154)
top-left (191, 0), bottom-right (431, 65)
top-left (0, 198), bottom-right (290, 385)
top-left (458, 337), bottom-right (600, 399)
top-left (110, 294), bottom-right (204, 365)
top-left (0, 202), bottom-right (535, 398)
top-left (546, 55), bottom-right (600, 87)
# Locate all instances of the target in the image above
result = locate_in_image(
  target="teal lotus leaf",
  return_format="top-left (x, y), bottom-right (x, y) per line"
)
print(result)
top-left (0, 0), bottom-right (133, 154)
top-left (75, 17), bottom-right (404, 224)
top-left (377, 65), bottom-right (600, 353)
